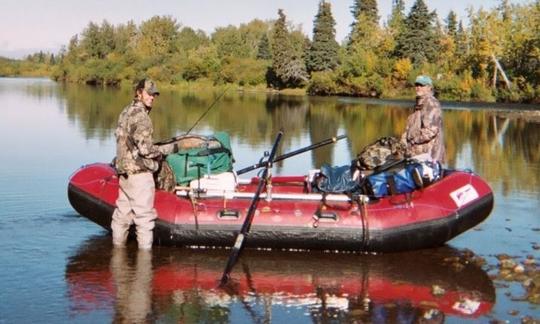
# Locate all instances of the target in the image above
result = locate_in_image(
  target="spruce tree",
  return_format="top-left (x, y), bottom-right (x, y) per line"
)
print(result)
top-left (498, 0), bottom-right (511, 21)
top-left (455, 21), bottom-right (468, 60)
top-left (394, 0), bottom-right (438, 64)
top-left (306, 1), bottom-right (339, 73)
top-left (350, 0), bottom-right (379, 26)
top-left (348, 0), bottom-right (379, 46)
top-left (256, 33), bottom-right (272, 60)
top-left (271, 9), bottom-right (308, 88)
top-left (388, 0), bottom-right (406, 36)
top-left (446, 11), bottom-right (458, 38)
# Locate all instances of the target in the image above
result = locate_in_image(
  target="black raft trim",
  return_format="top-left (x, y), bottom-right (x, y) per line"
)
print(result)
top-left (68, 184), bottom-right (114, 231)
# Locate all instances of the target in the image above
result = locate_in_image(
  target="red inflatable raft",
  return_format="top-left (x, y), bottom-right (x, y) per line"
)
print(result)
top-left (68, 161), bottom-right (493, 252)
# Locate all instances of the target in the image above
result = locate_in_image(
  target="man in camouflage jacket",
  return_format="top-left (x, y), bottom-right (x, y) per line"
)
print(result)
top-left (112, 79), bottom-right (176, 249)
top-left (402, 75), bottom-right (445, 163)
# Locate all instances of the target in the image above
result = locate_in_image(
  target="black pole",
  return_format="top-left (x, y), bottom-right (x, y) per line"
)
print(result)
top-left (220, 131), bottom-right (283, 285)
top-left (236, 134), bottom-right (347, 175)
top-left (154, 86), bottom-right (229, 146)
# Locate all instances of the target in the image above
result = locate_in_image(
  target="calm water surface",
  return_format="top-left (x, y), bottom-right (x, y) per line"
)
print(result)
top-left (0, 78), bottom-right (538, 323)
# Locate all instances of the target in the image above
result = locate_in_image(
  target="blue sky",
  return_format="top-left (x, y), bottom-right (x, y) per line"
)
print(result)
top-left (0, 0), bottom-right (527, 59)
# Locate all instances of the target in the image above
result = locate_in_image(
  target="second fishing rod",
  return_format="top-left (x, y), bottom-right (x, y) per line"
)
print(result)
top-left (154, 86), bottom-right (229, 146)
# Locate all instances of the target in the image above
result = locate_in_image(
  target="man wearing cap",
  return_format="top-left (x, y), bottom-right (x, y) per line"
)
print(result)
top-left (112, 78), bottom-right (176, 249)
top-left (402, 75), bottom-right (445, 163)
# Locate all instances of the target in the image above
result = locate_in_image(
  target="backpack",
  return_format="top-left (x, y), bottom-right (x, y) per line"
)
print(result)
top-left (312, 164), bottom-right (361, 194)
top-left (353, 136), bottom-right (407, 171)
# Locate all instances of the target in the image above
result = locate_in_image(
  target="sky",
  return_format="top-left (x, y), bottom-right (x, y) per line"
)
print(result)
top-left (0, 0), bottom-right (527, 59)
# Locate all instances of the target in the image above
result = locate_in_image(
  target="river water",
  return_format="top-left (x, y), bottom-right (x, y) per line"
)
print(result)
top-left (0, 77), bottom-right (538, 323)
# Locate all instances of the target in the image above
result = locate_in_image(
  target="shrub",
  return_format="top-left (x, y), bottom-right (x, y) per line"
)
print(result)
top-left (219, 57), bottom-right (267, 86)
top-left (307, 71), bottom-right (338, 95)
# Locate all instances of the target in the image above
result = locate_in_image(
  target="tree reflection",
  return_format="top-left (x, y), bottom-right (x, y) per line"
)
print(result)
top-left (59, 87), bottom-right (540, 195)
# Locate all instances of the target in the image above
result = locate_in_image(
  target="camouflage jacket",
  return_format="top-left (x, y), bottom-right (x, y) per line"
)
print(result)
top-left (402, 94), bottom-right (445, 163)
top-left (115, 100), bottom-right (173, 175)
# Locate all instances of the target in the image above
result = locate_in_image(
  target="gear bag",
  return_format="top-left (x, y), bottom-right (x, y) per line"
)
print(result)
top-left (165, 132), bottom-right (234, 186)
top-left (363, 159), bottom-right (442, 198)
top-left (312, 164), bottom-right (361, 194)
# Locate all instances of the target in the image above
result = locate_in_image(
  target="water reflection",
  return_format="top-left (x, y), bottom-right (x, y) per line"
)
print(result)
top-left (110, 248), bottom-right (153, 323)
top-left (66, 237), bottom-right (495, 322)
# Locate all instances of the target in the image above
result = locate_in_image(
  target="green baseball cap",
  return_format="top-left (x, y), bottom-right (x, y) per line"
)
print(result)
top-left (136, 78), bottom-right (160, 95)
top-left (415, 75), bottom-right (433, 87)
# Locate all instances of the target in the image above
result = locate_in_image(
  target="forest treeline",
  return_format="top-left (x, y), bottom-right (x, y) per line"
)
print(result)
top-left (1, 0), bottom-right (539, 103)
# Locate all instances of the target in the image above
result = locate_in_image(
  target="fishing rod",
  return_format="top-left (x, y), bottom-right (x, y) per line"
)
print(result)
top-left (236, 134), bottom-right (347, 175)
top-left (154, 86), bottom-right (229, 146)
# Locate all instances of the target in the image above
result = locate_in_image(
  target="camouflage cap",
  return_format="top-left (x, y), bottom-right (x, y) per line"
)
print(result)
top-left (135, 78), bottom-right (160, 95)
top-left (414, 75), bottom-right (433, 87)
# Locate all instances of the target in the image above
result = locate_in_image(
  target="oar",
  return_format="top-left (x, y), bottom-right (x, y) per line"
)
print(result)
top-left (236, 134), bottom-right (347, 175)
top-left (154, 86), bottom-right (229, 146)
top-left (220, 131), bottom-right (283, 285)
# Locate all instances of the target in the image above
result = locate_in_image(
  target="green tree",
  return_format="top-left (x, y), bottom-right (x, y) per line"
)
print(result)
top-left (182, 44), bottom-right (220, 81)
top-left (395, 0), bottom-right (438, 64)
top-left (348, 0), bottom-right (379, 46)
top-left (446, 11), bottom-right (458, 38)
top-left (78, 21), bottom-right (116, 60)
top-left (238, 19), bottom-right (270, 58)
top-left (80, 22), bottom-right (102, 59)
top-left (270, 9), bottom-right (308, 88)
top-left (499, 2), bottom-right (540, 89)
top-left (257, 33), bottom-right (272, 60)
top-left (467, 8), bottom-right (503, 79)
top-left (177, 27), bottom-right (209, 52)
top-left (306, 0), bottom-right (339, 73)
top-left (212, 25), bottom-right (250, 58)
top-left (388, 0), bottom-right (406, 37)
top-left (498, 0), bottom-right (511, 21)
top-left (349, 0), bottom-right (379, 32)
top-left (136, 16), bottom-right (180, 62)
top-left (338, 0), bottom-right (394, 97)
top-left (455, 21), bottom-right (468, 60)
top-left (114, 21), bottom-right (138, 55)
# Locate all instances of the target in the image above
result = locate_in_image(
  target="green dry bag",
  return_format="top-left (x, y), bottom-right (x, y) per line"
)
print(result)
top-left (165, 132), bottom-right (234, 185)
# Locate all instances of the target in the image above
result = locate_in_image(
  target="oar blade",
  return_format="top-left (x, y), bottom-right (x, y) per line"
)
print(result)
top-left (219, 234), bottom-right (245, 285)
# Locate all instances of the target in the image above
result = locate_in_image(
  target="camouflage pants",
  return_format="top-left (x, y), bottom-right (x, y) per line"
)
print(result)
top-left (111, 172), bottom-right (157, 249)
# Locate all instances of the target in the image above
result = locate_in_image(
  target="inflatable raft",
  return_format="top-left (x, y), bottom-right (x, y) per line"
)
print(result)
top-left (68, 160), bottom-right (493, 252)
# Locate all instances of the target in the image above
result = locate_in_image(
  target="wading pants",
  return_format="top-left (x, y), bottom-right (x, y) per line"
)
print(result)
top-left (111, 172), bottom-right (157, 249)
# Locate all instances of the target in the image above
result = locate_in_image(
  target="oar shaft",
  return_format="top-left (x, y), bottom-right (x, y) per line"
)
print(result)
top-left (236, 134), bottom-right (347, 175)
top-left (220, 131), bottom-right (283, 285)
